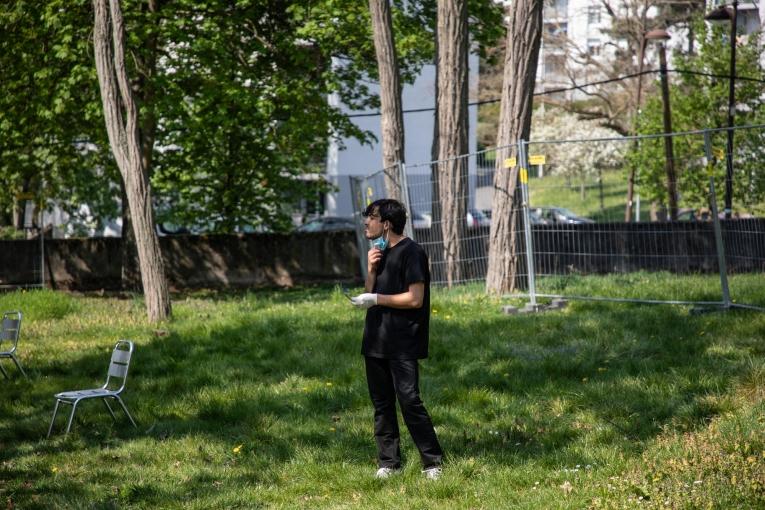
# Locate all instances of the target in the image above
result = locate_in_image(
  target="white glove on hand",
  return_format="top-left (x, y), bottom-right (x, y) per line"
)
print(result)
top-left (351, 293), bottom-right (378, 309)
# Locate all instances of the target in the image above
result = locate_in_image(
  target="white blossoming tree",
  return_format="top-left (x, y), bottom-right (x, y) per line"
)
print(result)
top-left (530, 109), bottom-right (626, 194)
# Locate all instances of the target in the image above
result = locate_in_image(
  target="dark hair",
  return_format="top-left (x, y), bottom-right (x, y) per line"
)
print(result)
top-left (363, 199), bottom-right (407, 234)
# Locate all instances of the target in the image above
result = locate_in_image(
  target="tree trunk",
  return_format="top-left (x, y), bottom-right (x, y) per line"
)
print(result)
top-left (429, 22), bottom-right (446, 284)
top-left (436, 0), bottom-right (469, 287)
top-left (120, 179), bottom-right (140, 290)
top-left (486, 0), bottom-right (543, 294)
top-left (369, 0), bottom-right (404, 201)
top-left (93, 0), bottom-right (171, 322)
top-left (120, 0), bottom-right (159, 292)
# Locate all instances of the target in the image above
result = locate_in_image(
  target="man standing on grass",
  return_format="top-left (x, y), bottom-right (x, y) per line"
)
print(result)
top-left (350, 198), bottom-right (444, 480)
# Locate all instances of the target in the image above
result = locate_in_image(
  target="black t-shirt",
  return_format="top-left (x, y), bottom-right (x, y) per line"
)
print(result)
top-left (362, 238), bottom-right (430, 359)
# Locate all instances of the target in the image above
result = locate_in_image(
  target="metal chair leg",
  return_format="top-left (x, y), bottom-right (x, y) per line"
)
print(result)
top-left (65, 401), bottom-right (79, 434)
top-left (0, 362), bottom-right (8, 379)
top-left (47, 399), bottom-right (61, 438)
top-left (115, 396), bottom-right (137, 428)
top-left (102, 399), bottom-right (117, 421)
top-left (11, 355), bottom-right (27, 379)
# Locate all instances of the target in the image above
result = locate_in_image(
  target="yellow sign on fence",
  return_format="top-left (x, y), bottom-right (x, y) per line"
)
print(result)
top-left (504, 155), bottom-right (545, 168)
top-left (529, 155), bottom-right (546, 165)
top-left (15, 192), bottom-right (34, 200)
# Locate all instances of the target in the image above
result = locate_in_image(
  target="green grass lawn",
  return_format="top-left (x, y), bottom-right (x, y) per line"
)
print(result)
top-left (0, 283), bottom-right (763, 509)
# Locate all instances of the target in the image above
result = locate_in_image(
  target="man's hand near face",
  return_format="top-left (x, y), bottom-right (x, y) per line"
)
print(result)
top-left (368, 247), bottom-right (383, 273)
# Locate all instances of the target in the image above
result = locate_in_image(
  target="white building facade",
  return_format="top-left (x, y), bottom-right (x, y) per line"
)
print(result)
top-left (325, 54), bottom-right (479, 218)
top-left (536, 0), bottom-right (764, 101)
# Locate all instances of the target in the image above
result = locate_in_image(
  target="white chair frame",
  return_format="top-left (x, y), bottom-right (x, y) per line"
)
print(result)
top-left (47, 340), bottom-right (137, 437)
top-left (0, 311), bottom-right (26, 379)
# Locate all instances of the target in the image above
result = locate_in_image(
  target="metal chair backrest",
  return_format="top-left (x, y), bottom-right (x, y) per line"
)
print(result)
top-left (104, 340), bottom-right (133, 392)
top-left (1, 311), bottom-right (22, 353)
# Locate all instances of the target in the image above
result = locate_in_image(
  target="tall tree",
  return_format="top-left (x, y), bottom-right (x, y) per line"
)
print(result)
top-left (426, 0), bottom-right (503, 284)
top-left (630, 17), bottom-right (765, 215)
top-left (93, 0), bottom-right (170, 321)
top-left (486, 0), bottom-right (543, 294)
top-left (436, 0), bottom-right (469, 287)
top-left (369, 0), bottom-right (404, 201)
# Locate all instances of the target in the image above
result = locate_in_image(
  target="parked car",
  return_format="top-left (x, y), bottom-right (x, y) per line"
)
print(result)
top-left (410, 210), bottom-right (488, 229)
top-left (532, 206), bottom-right (594, 224)
top-left (295, 216), bottom-right (356, 233)
top-left (466, 208), bottom-right (491, 228)
top-left (411, 212), bottom-right (432, 229)
top-left (528, 209), bottom-right (548, 225)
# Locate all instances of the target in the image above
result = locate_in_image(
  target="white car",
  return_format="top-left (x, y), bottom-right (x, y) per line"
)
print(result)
top-left (412, 212), bottom-right (432, 229)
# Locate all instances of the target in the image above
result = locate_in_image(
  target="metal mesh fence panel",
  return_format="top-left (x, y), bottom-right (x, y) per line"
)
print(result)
top-left (404, 147), bottom-right (525, 287)
top-left (712, 125), bottom-right (765, 310)
top-left (525, 126), bottom-right (764, 308)
top-left (0, 234), bottom-right (44, 289)
top-left (0, 197), bottom-right (44, 289)
top-left (351, 125), bottom-right (765, 309)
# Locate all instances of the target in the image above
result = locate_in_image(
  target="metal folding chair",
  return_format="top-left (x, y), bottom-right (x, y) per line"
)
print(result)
top-left (47, 340), bottom-right (137, 437)
top-left (0, 311), bottom-right (27, 379)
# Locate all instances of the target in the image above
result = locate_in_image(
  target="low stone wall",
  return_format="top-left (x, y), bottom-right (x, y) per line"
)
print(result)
top-left (0, 232), bottom-right (362, 291)
top-left (2, 219), bottom-right (762, 291)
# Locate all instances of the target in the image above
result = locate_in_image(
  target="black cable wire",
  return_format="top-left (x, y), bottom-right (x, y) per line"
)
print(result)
top-left (346, 68), bottom-right (765, 117)
top-left (3, 68), bottom-right (763, 151)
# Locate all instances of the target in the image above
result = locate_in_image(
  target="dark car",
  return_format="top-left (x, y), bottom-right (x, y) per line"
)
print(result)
top-left (296, 216), bottom-right (356, 233)
top-left (528, 209), bottom-right (548, 225)
top-left (532, 206), bottom-right (594, 224)
top-left (466, 208), bottom-right (491, 228)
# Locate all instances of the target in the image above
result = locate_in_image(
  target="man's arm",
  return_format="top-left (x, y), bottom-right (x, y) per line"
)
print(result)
top-left (376, 282), bottom-right (424, 309)
top-left (365, 248), bottom-right (382, 292)
top-left (365, 269), bottom-right (377, 293)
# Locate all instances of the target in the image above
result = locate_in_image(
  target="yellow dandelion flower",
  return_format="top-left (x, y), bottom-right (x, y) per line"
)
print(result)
top-left (233, 444), bottom-right (243, 454)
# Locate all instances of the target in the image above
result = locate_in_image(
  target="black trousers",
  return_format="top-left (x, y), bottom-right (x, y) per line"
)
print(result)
top-left (364, 356), bottom-right (443, 469)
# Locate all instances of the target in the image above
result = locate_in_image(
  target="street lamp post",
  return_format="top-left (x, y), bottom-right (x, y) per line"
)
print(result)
top-left (646, 28), bottom-right (678, 221)
top-left (705, 1), bottom-right (738, 219)
top-left (625, 34), bottom-right (648, 222)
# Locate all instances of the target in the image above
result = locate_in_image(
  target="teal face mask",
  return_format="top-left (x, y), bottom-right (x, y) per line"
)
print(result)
top-left (372, 235), bottom-right (388, 251)
top-left (372, 229), bottom-right (389, 250)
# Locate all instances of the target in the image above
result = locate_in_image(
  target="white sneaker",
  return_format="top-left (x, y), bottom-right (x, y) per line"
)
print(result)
top-left (422, 466), bottom-right (442, 480)
top-left (374, 467), bottom-right (401, 479)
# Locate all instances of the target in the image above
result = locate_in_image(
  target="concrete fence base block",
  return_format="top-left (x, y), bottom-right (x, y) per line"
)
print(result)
top-left (521, 303), bottom-right (543, 313)
top-left (550, 298), bottom-right (568, 309)
top-left (503, 300), bottom-right (568, 314)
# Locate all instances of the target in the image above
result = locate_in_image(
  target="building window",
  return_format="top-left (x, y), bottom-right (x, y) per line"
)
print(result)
top-left (587, 5), bottom-right (601, 25)
top-left (546, 22), bottom-right (568, 37)
top-left (587, 38), bottom-right (601, 56)
top-left (544, 0), bottom-right (569, 17)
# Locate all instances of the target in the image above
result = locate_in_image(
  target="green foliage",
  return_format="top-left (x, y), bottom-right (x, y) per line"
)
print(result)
top-left (631, 17), bottom-right (765, 213)
top-left (0, 0), bottom-right (120, 231)
top-left (0, 282), bottom-right (763, 507)
top-left (0, 1), bottom-right (505, 234)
